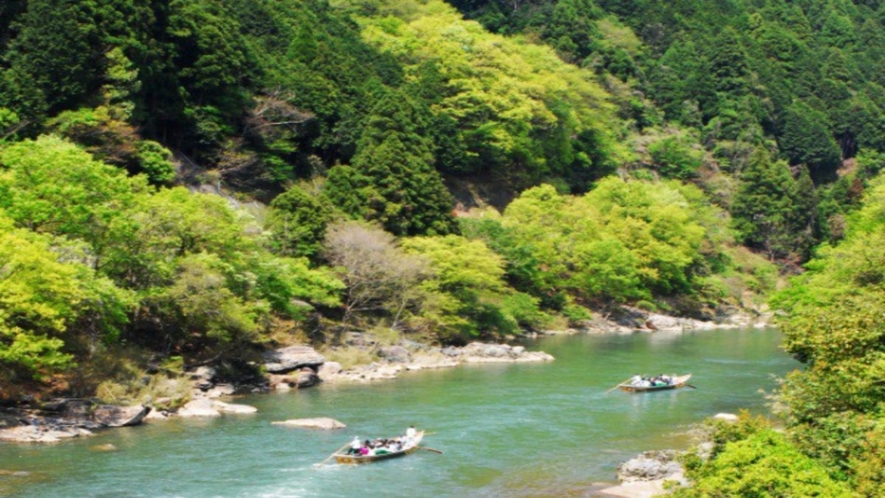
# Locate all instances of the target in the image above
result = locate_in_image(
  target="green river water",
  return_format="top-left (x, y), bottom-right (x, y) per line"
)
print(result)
top-left (1, 328), bottom-right (797, 497)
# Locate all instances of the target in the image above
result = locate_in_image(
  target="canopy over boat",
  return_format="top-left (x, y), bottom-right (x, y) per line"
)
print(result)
top-left (618, 374), bottom-right (692, 393)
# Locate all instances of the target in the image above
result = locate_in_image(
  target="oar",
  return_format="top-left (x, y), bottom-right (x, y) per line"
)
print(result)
top-left (684, 384), bottom-right (698, 389)
top-left (605, 377), bottom-right (634, 394)
top-left (419, 447), bottom-right (443, 454)
top-left (314, 441), bottom-right (351, 468)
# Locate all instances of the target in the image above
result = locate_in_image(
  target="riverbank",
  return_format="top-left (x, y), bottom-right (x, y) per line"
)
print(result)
top-left (0, 341), bottom-right (554, 443)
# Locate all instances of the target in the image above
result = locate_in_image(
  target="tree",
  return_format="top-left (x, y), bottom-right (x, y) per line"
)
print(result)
top-left (267, 184), bottom-right (333, 259)
top-left (731, 148), bottom-right (808, 260)
top-left (0, 135), bottom-right (143, 263)
top-left (401, 234), bottom-right (537, 342)
top-left (324, 91), bottom-right (458, 236)
top-left (779, 101), bottom-right (842, 182)
top-left (3, 0), bottom-right (101, 115)
top-left (0, 214), bottom-right (129, 384)
top-left (323, 221), bottom-right (431, 327)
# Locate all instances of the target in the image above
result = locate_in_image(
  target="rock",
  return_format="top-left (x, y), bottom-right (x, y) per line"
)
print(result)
top-left (263, 345), bottom-right (325, 374)
top-left (268, 369), bottom-right (320, 389)
top-left (696, 442), bottom-right (715, 461)
top-left (90, 443), bottom-right (118, 452)
top-left (176, 399), bottom-right (221, 418)
top-left (145, 409), bottom-right (171, 420)
top-left (461, 342), bottom-right (555, 363)
top-left (0, 470), bottom-right (31, 476)
top-left (271, 417), bottom-right (345, 430)
top-left (204, 384), bottom-right (235, 398)
top-left (377, 346), bottom-right (411, 363)
top-left (598, 475), bottom-right (686, 498)
top-left (645, 314), bottom-right (685, 332)
top-left (463, 342), bottom-right (512, 358)
top-left (713, 413), bottom-right (740, 423)
top-left (212, 401), bottom-right (257, 414)
top-left (268, 374), bottom-right (296, 389)
top-left (617, 450), bottom-right (683, 483)
top-left (441, 346), bottom-right (462, 357)
top-left (0, 425), bottom-right (93, 443)
top-left (92, 405), bottom-right (151, 428)
top-left (296, 368), bottom-right (320, 388)
top-left (318, 361), bottom-right (342, 377)
top-left (190, 366), bottom-right (216, 381)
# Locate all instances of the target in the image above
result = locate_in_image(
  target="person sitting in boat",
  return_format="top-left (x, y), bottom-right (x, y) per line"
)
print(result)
top-left (359, 440), bottom-right (372, 455)
top-left (348, 436), bottom-right (361, 455)
top-left (633, 376), bottom-right (651, 387)
top-left (391, 440), bottom-right (403, 451)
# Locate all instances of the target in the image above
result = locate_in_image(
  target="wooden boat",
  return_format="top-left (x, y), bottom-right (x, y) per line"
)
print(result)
top-left (334, 431), bottom-right (425, 464)
top-left (618, 374), bottom-right (692, 393)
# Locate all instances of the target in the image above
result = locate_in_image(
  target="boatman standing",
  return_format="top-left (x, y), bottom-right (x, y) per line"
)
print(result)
top-left (405, 425), bottom-right (417, 447)
top-left (349, 436), bottom-right (361, 455)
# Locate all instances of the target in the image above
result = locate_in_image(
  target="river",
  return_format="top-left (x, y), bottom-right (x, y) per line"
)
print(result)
top-left (1, 328), bottom-right (797, 497)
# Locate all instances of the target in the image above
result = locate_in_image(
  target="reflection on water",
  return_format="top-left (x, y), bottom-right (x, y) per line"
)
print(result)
top-left (0, 328), bottom-right (798, 497)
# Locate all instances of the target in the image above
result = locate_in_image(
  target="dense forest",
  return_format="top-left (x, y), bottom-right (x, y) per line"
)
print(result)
top-left (2, 0), bottom-right (885, 493)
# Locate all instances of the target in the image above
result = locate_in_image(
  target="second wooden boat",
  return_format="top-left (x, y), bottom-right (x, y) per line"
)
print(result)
top-left (618, 374), bottom-right (692, 393)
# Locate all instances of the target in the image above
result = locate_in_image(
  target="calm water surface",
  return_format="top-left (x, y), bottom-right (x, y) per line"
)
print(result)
top-left (1, 328), bottom-right (798, 497)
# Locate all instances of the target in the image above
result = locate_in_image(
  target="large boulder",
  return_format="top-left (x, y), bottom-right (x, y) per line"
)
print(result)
top-left (271, 417), bottom-right (346, 430)
top-left (92, 405), bottom-right (151, 427)
top-left (263, 345), bottom-right (325, 374)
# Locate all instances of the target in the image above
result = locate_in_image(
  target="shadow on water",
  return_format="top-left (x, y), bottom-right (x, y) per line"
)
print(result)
top-left (0, 328), bottom-right (798, 497)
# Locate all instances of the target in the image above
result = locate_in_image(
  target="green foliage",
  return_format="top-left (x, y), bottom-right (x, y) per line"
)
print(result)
top-left (0, 134), bottom-right (346, 387)
top-left (0, 135), bottom-right (143, 253)
top-left (0, 213), bottom-right (130, 382)
top-left (675, 427), bottom-right (854, 497)
top-left (773, 176), bottom-right (885, 493)
top-left (731, 148), bottom-right (814, 259)
top-left (268, 184), bottom-right (334, 259)
top-left (648, 136), bottom-right (703, 180)
top-left (326, 92), bottom-right (458, 236)
top-left (779, 101), bottom-right (842, 181)
top-left (401, 234), bottom-right (538, 342)
top-left (354, 0), bottom-right (623, 188)
top-left (499, 179), bottom-right (708, 304)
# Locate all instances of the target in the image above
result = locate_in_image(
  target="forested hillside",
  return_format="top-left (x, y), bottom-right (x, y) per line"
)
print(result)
top-left (2, 0), bottom-right (885, 492)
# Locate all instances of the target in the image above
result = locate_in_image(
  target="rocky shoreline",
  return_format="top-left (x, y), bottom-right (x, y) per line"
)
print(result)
top-left (0, 340), bottom-right (554, 443)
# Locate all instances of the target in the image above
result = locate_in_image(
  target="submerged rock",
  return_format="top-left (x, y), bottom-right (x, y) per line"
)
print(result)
top-left (90, 443), bottom-right (119, 452)
top-left (0, 425), bottom-right (93, 443)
